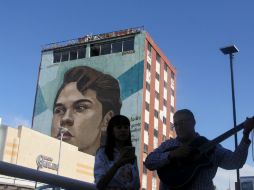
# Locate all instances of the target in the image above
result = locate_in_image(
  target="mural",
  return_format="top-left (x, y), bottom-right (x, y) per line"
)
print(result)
top-left (51, 66), bottom-right (122, 155)
top-left (32, 33), bottom-right (145, 160)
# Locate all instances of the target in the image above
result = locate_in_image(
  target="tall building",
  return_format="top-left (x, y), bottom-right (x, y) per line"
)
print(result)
top-left (32, 27), bottom-right (176, 190)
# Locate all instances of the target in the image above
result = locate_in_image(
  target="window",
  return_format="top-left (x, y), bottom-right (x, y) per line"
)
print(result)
top-left (101, 43), bottom-right (111, 55)
top-left (241, 181), bottom-right (253, 190)
top-left (148, 42), bottom-right (152, 52)
top-left (144, 122), bottom-right (149, 131)
top-left (144, 144), bottom-right (148, 153)
top-left (156, 53), bottom-right (161, 63)
top-left (171, 89), bottom-right (175, 96)
top-left (153, 136), bottom-right (158, 149)
top-left (154, 129), bottom-right (158, 137)
top-left (163, 117), bottom-right (167, 124)
top-left (155, 72), bottom-right (160, 80)
top-left (170, 106), bottom-right (175, 112)
top-left (170, 122), bottom-right (174, 129)
top-left (69, 48), bottom-right (77, 60)
top-left (164, 63), bottom-right (168, 71)
top-left (153, 171), bottom-right (157, 177)
top-left (77, 47), bottom-right (86, 59)
top-left (163, 135), bottom-right (167, 141)
top-left (142, 174), bottom-right (147, 190)
top-left (61, 51), bottom-right (69, 62)
top-left (147, 63), bottom-right (151, 71)
top-left (164, 81), bottom-right (167, 88)
top-left (90, 44), bottom-right (100, 57)
top-left (145, 102), bottom-right (150, 111)
top-left (53, 46), bottom-right (86, 63)
top-left (143, 164), bottom-right (147, 174)
top-left (90, 37), bottom-right (134, 57)
top-left (155, 91), bottom-right (160, 99)
top-left (123, 38), bottom-right (134, 52)
top-left (53, 52), bottom-right (61, 63)
top-left (147, 42), bottom-right (152, 58)
top-left (154, 110), bottom-right (159, 118)
top-left (112, 41), bottom-right (122, 53)
top-left (163, 99), bottom-right (167, 106)
top-left (171, 70), bottom-right (175, 79)
top-left (152, 177), bottom-right (157, 190)
top-left (146, 82), bottom-right (150, 91)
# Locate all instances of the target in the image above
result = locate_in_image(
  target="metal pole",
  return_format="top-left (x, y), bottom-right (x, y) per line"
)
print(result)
top-left (229, 53), bottom-right (240, 190)
top-left (57, 131), bottom-right (63, 175)
top-left (35, 166), bottom-right (40, 188)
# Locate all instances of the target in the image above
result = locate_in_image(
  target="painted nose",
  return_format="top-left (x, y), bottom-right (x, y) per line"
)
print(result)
top-left (60, 109), bottom-right (74, 127)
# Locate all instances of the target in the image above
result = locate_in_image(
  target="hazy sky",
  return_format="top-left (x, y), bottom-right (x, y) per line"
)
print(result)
top-left (0, 1), bottom-right (254, 189)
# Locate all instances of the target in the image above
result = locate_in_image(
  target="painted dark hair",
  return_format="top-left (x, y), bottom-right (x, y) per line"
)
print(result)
top-left (53, 66), bottom-right (122, 116)
top-left (105, 115), bottom-right (132, 160)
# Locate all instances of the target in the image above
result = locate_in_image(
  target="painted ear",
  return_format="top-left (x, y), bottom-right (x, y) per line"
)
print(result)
top-left (101, 110), bottom-right (114, 129)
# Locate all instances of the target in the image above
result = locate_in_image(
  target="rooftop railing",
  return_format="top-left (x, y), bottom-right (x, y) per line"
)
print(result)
top-left (42, 26), bottom-right (144, 52)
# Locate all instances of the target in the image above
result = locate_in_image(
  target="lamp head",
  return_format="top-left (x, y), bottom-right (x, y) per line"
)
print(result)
top-left (220, 45), bottom-right (239, 55)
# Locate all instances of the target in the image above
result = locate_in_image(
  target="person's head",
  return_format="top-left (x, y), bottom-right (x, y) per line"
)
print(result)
top-left (173, 109), bottom-right (196, 141)
top-left (51, 66), bottom-right (122, 155)
top-left (105, 115), bottom-right (132, 160)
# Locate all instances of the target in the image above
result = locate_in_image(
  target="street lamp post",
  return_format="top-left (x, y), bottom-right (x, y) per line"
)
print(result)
top-left (220, 45), bottom-right (240, 190)
top-left (57, 126), bottom-right (68, 175)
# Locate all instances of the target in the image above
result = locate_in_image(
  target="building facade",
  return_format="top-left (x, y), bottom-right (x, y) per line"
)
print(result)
top-left (32, 27), bottom-right (176, 190)
top-left (0, 124), bottom-right (95, 189)
top-left (240, 176), bottom-right (254, 190)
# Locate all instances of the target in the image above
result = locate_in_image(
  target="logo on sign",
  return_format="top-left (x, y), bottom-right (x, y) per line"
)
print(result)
top-left (36, 155), bottom-right (58, 171)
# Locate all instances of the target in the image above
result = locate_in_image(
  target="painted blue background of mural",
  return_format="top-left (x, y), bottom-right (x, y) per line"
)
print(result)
top-left (118, 61), bottom-right (144, 100)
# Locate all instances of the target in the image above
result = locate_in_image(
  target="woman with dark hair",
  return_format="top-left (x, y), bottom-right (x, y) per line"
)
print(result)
top-left (94, 115), bottom-right (140, 190)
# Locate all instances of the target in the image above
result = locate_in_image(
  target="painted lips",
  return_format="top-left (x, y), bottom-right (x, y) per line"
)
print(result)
top-left (57, 131), bottom-right (74, 141)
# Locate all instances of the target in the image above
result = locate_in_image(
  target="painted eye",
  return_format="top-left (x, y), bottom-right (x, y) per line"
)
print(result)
top-left (75, 104), bottom-right (88, 112)
top-left (54, 107), bottom-right (65, 115)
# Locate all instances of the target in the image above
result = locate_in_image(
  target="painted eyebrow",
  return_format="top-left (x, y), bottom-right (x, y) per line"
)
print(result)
top-left (74, 99), bottom-right (93, 105)
top-left (54, 103), bottom-right (64, 108)
top-left (54, 99), bottom-right (93, 109)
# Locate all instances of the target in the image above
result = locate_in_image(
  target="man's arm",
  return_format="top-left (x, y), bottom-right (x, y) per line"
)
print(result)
top-left (216, 137), bottom-right (250, 169)
top-left (216, 118), bottom-right (253, 169)
top-left (144, 140), bottom-right (174, 170)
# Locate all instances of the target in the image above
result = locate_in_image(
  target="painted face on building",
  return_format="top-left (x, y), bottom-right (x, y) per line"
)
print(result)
top-left (51, 82), bottom-right (109, 155)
